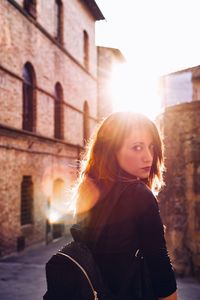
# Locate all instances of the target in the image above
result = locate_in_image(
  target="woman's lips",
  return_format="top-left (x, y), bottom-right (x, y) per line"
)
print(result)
top-left (141, 167), bottom-right (151, 172)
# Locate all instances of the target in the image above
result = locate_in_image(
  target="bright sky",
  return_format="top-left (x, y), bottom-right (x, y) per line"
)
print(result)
top-left (95, 0), bottom-right (200, 119)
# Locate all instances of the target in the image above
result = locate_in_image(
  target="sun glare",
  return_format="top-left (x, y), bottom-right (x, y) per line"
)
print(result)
top-left (110, 63), bottom-right (162, 120)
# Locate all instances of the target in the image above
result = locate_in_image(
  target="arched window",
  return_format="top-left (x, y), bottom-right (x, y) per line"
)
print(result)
top-left (83, 101), bottom-right (90, 145)
top-left (20, 176), bottom-right (33, 225)
top-left (23, 0), bottom-right (37, 18)
top-left (54, 82), bottom-right (64, 139)
top-left (51, 178), bottom-right (65, 238)
top-left (22, 62), bottom-right (36, 132)
top-left (83, 30), bottom-right (89, 70)
top-left (53, 178), bottom-right (65, 202)
top-left (55, 0), bottom-right (64, 44)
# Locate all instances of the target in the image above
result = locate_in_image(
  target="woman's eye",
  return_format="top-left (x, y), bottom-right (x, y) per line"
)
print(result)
top-left (132, 145), bottom-right (142, 151)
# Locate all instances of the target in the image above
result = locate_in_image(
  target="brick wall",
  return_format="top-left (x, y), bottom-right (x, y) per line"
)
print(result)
top-left (0, 0), bottom-right (101, 256)
top-left (0, 127), bottom-right (79, 256)
top-left (0, 0), bottom-right (98, 136)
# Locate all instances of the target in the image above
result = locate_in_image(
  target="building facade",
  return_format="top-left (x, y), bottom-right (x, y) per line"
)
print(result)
top-left (159, 65), bottom-right (200, 108)
top-left (158, 67), bottom-right (200, 278)
top-left (97, 46), bottom-right (125, 119)
top-left (0, 0), bottom-right (124, 257)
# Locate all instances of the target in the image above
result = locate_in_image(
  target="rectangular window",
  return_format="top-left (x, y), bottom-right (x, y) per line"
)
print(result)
top-left (21, 176), bottom-right (33, 225)
top-left (55, 0), bottom-right (64, 44)
top-left (24, 0), bottom-right (37, 19)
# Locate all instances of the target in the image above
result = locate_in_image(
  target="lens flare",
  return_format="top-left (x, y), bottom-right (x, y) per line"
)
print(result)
top-left (48, 209), bottom-right (60, 224)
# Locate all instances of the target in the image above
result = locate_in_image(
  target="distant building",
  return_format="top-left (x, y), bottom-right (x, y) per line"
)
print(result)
top-left (158, 66), bottom-right (200, 278)
top-left (97, 46), bottom-right (126, 119)
top-left (159, 65), bottom-right (200, 108)
top-left (0, 0), bottom-right (124, 256)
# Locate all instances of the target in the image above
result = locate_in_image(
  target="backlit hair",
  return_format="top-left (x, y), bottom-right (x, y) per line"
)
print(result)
top-left (72, 112), bottom-right (165, 215)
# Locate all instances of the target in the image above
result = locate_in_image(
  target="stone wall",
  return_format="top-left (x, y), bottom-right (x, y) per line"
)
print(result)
top-left (158, 101), bottom-right (200, 278)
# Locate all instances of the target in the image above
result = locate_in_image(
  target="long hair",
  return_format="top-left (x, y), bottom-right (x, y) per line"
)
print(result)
top-left (72, 112), bottom-right (165, 215)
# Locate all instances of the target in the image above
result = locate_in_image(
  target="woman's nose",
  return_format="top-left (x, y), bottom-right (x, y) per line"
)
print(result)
top-left (143, 147), bottom-right (153, 162)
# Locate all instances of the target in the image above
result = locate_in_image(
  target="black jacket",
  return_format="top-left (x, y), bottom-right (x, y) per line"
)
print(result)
top-left (44, 180), bottom-right (177, 299)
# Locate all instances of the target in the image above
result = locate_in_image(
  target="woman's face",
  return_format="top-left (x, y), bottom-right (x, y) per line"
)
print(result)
top-left (116, 127), bottom-right (154, 179)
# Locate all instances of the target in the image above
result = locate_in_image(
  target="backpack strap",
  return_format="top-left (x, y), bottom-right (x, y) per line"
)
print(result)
top-left (57, 250), bottom-right (98, 300)
top-left (57, 241), bottom-right (109, 300)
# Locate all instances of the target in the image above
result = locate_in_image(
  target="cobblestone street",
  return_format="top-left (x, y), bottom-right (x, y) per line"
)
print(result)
top-left (0, 237), bottom-right (69, 300)
top-left (0, 236), bottom-right (199, 300)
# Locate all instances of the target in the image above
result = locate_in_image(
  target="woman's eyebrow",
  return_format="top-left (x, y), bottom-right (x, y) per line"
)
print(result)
top-left (128, 141), bottom-right (144, 146)
top-left (129, 141), bottom-right (154, 145)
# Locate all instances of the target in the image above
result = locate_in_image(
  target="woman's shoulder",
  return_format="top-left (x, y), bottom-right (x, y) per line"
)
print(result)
top-left (121, 180), bottom-right (158, 210)
top-left (121, 179), bottom-right (152, 195)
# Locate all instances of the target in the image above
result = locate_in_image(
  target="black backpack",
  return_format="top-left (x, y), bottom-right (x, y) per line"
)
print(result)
top-left (43, 238), bottom-right (155, 300)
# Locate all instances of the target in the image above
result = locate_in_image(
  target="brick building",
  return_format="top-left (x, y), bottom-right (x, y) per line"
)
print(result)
top-left (158, 67), bottom-right (200, 278)
top-left (0, 0), bottom-right (124, 256)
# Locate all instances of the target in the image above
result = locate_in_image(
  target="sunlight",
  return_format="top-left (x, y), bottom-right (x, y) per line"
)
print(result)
top-left (109, 62), bottom-right (162, 121)
top-left (48, 209), bottom-right (61, 224)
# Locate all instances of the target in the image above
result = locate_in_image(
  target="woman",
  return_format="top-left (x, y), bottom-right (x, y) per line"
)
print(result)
top-left (44, 111), bottom-right (178, 299)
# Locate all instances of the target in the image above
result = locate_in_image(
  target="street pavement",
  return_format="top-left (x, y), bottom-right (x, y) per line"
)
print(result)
top-left (0, 236), bottom-right (200, 300)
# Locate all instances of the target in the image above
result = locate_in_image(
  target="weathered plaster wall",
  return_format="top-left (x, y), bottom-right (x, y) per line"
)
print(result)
top-left (158, 101), bottom-right (200, 278)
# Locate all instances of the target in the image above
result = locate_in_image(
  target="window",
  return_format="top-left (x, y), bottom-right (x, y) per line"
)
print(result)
top-left (195, 202), bottom-right (200, 230)
top-left (21, 176), bottom-right (33, 226)
top-left (53, 178), bottom-right (65, 202)
top-left (52, 178), bottom-right (65, 238)
top-left (23, 0), bottom-right (37, 18)
top-left (83, 30), bottom-right (89, 70)
top-left (83, 101), bottom-right (90, 145)
top-left (22, 62), bottom-right (36, 132)
top-left (55, 0), bottom-right (64, 44)
top-left (54, 82), bottom-right (64, 139)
